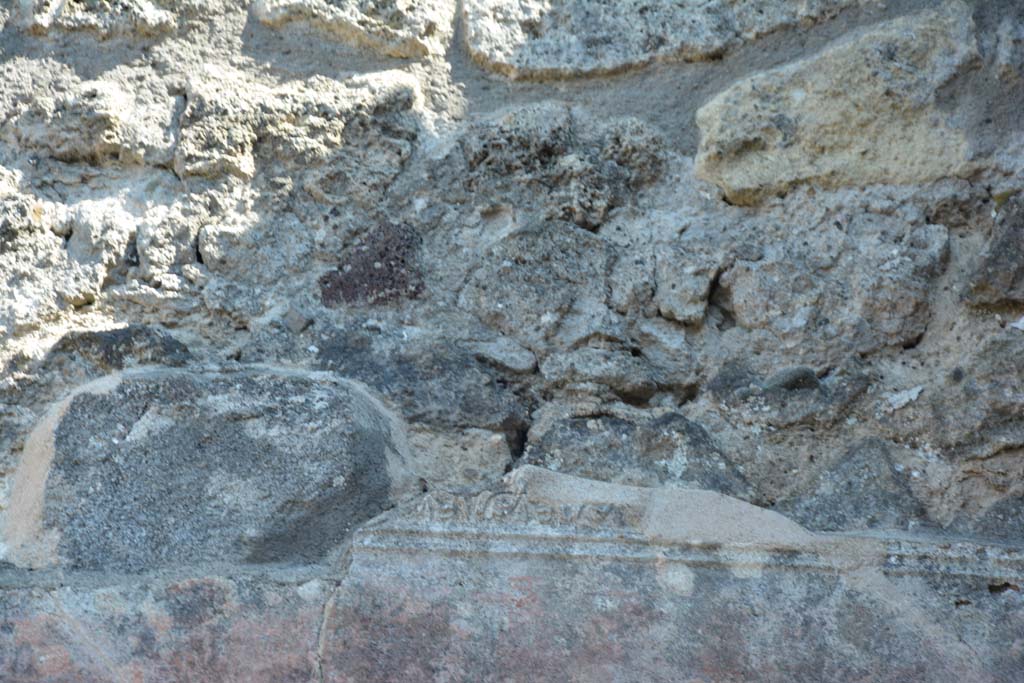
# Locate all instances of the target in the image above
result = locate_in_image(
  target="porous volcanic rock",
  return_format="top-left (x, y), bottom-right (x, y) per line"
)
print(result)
top-left (253, 0), bottom-right (457, 58)
top-left (696, 1), bottom-right (980, 204)
top-left (463, 0), bottom-right (863, 79)
top-left (2, 0), bottom-right (1024, 678)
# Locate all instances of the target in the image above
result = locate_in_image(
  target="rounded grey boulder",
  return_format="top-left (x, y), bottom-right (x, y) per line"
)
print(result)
top-left (2, 366), bottom-right (416, 572)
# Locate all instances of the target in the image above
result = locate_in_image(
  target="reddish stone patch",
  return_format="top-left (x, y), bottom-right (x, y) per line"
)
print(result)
top-left (0, 578), bottom-right (322, 683)
top-left (319, 223), bottom-right (423, 307)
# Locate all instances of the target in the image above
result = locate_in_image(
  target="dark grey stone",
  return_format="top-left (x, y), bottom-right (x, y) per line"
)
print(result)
top-left (762, 366), bottom-right (821, 392)
top-left (778, 438), bottom-right (928, 532)
top-left (707, 360), bottom-right (761, 400)
top-left (39, 366), bottom-right (409, 572)
top-left (966, 196), bottom-right (1024, 307)
top-left (709, 359), bottom-right (870, 428)
top-left (316, 327), bottom-right (530, 439)
top-left (51, 325), bottom-right (192, 370)
top-left (526, 412), bottom-right (750, 497)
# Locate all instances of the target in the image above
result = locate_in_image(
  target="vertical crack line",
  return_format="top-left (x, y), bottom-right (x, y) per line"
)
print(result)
top-left (311, 587), bottom-right (335, 683)
top-left (311, 579), bottom-right (340, 683)
top-left (312, 541), bottom-right (357, 682)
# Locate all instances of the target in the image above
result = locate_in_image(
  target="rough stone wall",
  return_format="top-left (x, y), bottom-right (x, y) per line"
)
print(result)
top-left (1, 0), bottom-right (1023, 680)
